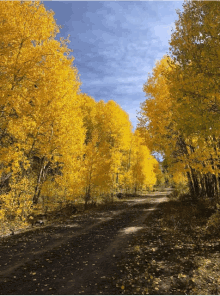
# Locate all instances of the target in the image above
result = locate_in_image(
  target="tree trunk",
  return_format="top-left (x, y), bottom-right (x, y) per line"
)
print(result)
top-left (84, 186), bottom-right (91, 210)
top-left (186, 171), bottom-right (194, 196)
top-left (33, 158), bottom-right (51, 204)
top-left (191, 167), bottom-right (200, 199)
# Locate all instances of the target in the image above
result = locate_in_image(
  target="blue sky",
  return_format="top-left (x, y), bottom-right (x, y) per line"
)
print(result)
top-left (44, 1), bottom-right (183, 129)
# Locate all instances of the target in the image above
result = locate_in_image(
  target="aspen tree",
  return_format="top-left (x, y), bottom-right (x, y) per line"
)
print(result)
top-left (0, 1), bottom-right (85, 221)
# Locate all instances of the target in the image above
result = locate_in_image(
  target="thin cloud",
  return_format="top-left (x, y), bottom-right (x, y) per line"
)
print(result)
top-left (44, 1), bottom-right (184, 128)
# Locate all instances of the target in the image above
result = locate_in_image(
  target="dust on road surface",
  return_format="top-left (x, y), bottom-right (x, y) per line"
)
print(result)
top-left (0, 192), bottom-right (169, 295)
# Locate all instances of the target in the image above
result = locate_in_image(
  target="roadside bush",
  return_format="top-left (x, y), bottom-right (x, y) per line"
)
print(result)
top-left (206, 208), bottom-right (220, 234)
top-left (168, 182), bottom-right (189, 201)
top-left (168, 189), bottom-right (180, 200)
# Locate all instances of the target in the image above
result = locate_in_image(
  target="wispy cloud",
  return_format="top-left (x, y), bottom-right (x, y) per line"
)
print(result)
top-left (44, 1), bottom-right (183, 128)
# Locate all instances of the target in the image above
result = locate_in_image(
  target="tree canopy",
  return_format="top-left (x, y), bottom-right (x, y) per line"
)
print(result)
top-left (0, 1), bottom-right (159, 227)
top-left (138, 1), bottom-right (220, 199)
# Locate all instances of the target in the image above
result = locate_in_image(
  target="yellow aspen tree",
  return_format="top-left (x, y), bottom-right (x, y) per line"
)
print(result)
top-left (130, 131), bottom-right (158, 193)
top-left (139, 2), bottom-right (220, 198)
top-left (169, 1), bottom-right (220, 198)
top-left (0, 1), bottom-right (85, 221)
top-left (138, 56), bottom-right (200, 197)
top-left (80, 98), bottom-right (133, 204)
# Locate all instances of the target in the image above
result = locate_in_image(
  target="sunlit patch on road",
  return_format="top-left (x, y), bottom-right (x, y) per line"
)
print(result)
top-left (96, 217), bottom-right (112, 221)
top-left (131, 199), bottom-right (144, 203)
top-left (64, 224), bottom-right (81, 228)
top-left (120, 226), bottom-right (143, 235)
top-left (109, 210), bottom-right (123, 215)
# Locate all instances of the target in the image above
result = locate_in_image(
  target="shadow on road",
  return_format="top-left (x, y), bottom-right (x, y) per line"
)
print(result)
top-left (0, 192), bottom-right (172, 295)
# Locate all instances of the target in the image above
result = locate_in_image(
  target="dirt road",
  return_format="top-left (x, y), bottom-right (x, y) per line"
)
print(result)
top-left (0, 192), bottom-right (168, 295)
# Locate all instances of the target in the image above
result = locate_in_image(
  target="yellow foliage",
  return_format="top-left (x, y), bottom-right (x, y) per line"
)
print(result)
top-left (139, 2), bottom-right (220, 198)
top-left (0, 1), bottom-right (159, 227)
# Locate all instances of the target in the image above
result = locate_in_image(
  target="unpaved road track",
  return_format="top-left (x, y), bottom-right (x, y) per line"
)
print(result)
top-left (0, 192), bottom-right (168, 295)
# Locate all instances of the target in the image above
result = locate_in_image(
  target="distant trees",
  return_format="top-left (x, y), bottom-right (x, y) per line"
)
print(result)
top-left (80, 96), bottom-right (158, 206)
top-left (138, 1), bottom-right (220, 199)
top-left (0, 1), bottom-right (159, 226)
